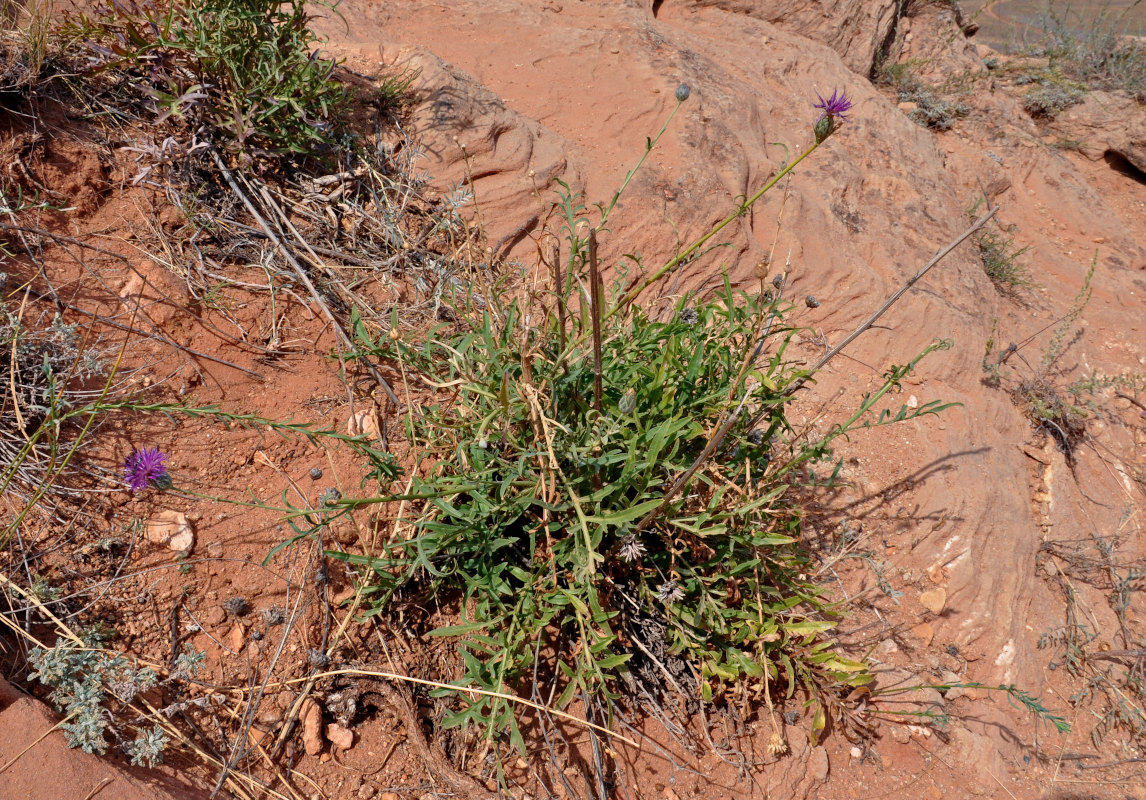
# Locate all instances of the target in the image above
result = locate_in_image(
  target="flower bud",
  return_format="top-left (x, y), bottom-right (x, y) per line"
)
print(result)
top-left (618, 388), bottom-right (637, 415)
top-left (675, 83), bottom-right (690, 102)
top-left (814, 114), bottom-right (835, 144)
top-left (805, 295), bottom-right (820, 308)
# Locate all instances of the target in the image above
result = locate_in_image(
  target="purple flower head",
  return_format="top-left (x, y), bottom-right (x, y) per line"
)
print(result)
top-left (124, 447), bottom-right (170, 493)
top-left (813, 88), bottom-right (853, 124)
top-left (813, 88), bottom-right (853, 143)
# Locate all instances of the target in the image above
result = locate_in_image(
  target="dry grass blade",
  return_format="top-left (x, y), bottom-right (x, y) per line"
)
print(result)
top-left (252, 667), bottom-right (638, 748)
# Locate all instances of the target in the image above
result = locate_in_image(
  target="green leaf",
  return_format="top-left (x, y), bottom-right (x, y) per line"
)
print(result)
top-left (584, 497), bottom-right (662, 526)
top-left (595, 653), bottom-right (632, 669)
top-left (428, 620), bottom-right (496, 637)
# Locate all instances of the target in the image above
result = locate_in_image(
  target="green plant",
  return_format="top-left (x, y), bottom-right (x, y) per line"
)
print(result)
top-left (342, 276), bottom-right (956, 751)
top-left (26, 632), bottom-right (201, 765)
top-left (306, 91), bottom-right (973, 761)
top-left (1022, 81), bottom-right (1085, 118)
top-left (1031, 0), bottom-right (1146, 101)
top-left (983, 259), bottom-right (1096, 463)
top-left (871, 680), bottom-right (1070, 733)
top-left (881, 62), bottom-right (970, 131)
top-left (968, 201), bottom-right (1032, 290)
top-left (65, 0), bottom-right (351, 157)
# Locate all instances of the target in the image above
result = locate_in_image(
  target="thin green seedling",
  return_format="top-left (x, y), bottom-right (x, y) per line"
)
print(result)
top-left (871, 681), bottom-right (1070, 734)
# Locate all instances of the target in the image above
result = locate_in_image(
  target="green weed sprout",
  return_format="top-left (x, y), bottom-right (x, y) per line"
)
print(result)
top-left (27, 634), bottom-right (201, 765)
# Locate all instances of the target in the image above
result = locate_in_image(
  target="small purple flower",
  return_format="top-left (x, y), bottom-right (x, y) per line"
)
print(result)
top-left (813, 88), bottom-right (853, 124)
top-left (124, 447), bottom-right (170, 492)
top-left (812, 88), bottom-right (854, 143)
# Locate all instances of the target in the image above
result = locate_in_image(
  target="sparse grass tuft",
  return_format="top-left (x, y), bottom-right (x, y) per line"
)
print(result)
top-left (0, 289), bottom-right (113, 512)
top-left (969, 201), bottom-right (1033, 290)
top-left (1022, 81), bottom-right (1085, 118)
top-left (881, 62), bottom-right (971, 131)
top-left (1051, 136), bottom-right (1086, 151)
top-left (983, 259), bottom-right (1097, 464)
top-left (1031, 0), bottom-right (1146, 101)
top-left (0, 0), bottom-right (54, 94)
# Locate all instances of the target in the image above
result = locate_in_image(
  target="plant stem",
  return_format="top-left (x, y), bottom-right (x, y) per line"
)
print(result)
top-left (608, 138), bottom-right (823, 322)
top-left (781, 206), bottom-right (998, 399)
top-left (589, 228), bottom-right (603, 412)
top-left (599, 98), bottom-right (686, 227)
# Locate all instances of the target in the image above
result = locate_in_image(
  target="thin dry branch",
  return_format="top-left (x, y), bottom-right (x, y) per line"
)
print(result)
top-left (209, 150), bottom-right (401, 405)
top-left (790, 206), bottom-right (998, 393)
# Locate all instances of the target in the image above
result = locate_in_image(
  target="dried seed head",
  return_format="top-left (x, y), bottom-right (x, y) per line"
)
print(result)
top-left (619, 534), bottom-right (646, 562)
top-left (222, 597), bottom-right (250, 617)
top-left (767, 732), bottom-right (789, 757)
top-left (657, 579), bottom-right (684, 603)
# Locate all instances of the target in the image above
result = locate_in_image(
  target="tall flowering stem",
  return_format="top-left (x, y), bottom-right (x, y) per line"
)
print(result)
top-left (607, 139), bottom-right (821, 323)
top-left (609, 89), bottom-right (852, 321)
top-left (598, 85), bottom-right (691, 229)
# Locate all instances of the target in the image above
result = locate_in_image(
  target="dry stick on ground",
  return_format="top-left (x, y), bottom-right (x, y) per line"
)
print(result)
top-left (210, 562), bottom-right (311, 799)
top-left (788, 205), bottom-right (998, 396)
top-left (633, 206), bottom-right (998, 536)
top-left (1115, 391), bottom-right (1146, 414)
top-left (209, 151), bottom-right (401, 406)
